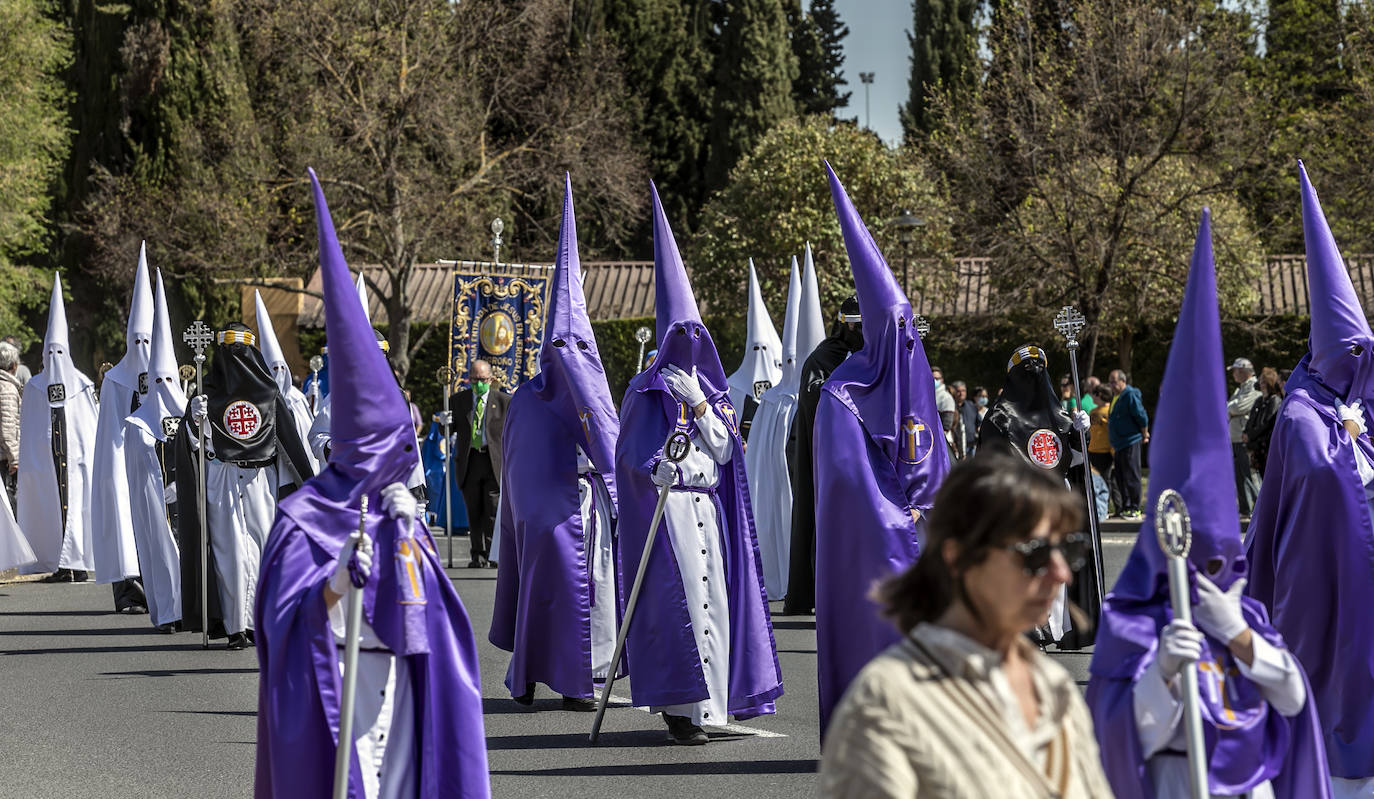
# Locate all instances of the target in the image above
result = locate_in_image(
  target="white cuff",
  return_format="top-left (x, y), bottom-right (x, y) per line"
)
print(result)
top-left (1133, 658), bottom-right (1185, 758)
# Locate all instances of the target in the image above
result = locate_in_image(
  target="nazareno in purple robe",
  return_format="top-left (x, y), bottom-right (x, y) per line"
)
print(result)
top-left (254, 169), bottom-right (489, 799)
top-left (1086, 208), bottom-right (1330, 799)
top-left (489, 175), bottom-right (624, 699)
top-left (611, 181), bottom-right (782, 717)
top-left (813, 163), bottom-right (950, 735)
top-left (1246, 162), bottom-right (1374, 781)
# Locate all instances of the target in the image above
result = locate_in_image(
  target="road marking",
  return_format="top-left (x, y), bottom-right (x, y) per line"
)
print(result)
top-left (607, 694), bottom-right (787, 738)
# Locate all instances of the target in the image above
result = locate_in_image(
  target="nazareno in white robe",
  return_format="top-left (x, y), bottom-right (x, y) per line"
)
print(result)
top-left (18, 370), bottom-right (98, 574)
top-left (0, 479), bottom-right (36, 571)
top-left (91, 379), bottom-right (144, 583)
top-left (123, 414), bottom-right (183, 627)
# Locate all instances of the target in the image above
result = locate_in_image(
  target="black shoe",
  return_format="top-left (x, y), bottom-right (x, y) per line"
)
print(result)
top-left (561, 695), bottom-right (597, 712)
top-left (512, 682), bottom-right (536, 706)
top-left (245, 629), bottom-right (255, 646)
top-left (467, 557), bottom-right (488, 569)
top-left (40, 569), bottom-right (72, 583)
top-left (121, 605), bottom-right (148, 615)
top-left (227, 632), bottom-right (248, 650)
top-left (70, 570), bottom-right (89, 583)
top-left (663, 713), bottom-right (708, 745)
top-left (156, 621), bottom-right (180, 634)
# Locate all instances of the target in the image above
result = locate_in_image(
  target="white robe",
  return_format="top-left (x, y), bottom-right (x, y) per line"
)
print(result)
top-left (310, 395), bottom-right (422, 489)
top-left (90, 379), bottom-right (142, 583)
top-left (282, 385), bottom-right (319, 474)
top-left (744, 385), bottom-right (799, 600)
top-left (0, 479), bottom-right (35, 571)
top-left (1134, 632), bottom-right (1305, 798)
top-left (18, 376), bottom-right (98, 573)
top-left (123, 416), bottom-right (183, 627)
top-left (651, 406), bottom-right (733, 726)
top-left (204, 458), bottom-right (276, 635)
top-left (578, 446), bottom-right (616, 677)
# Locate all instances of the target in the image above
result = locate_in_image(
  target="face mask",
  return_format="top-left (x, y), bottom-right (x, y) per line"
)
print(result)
top-left (933, 378), bottom-right (944, 389)
top-left (977, 396), bottom-right (988, 407)
top-left (473, 380), bottom-right (490, 397)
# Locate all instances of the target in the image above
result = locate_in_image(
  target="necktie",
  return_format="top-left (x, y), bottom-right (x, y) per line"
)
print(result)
top-left (472, 393), bottom-right (486, 449)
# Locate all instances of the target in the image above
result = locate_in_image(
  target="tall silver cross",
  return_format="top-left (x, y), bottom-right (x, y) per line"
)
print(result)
top-left (913, 314), bottom-right (930, 340)
top-left (182, 321), bottom-right (213, 362)
top-left (1053, 306), bottom-right (1086, 350)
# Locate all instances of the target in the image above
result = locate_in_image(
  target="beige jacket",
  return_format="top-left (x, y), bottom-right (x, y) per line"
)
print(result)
top-left (0, 369), bottom-right (20, 464)
top-left (819, 623), bottom-right (1114, 799)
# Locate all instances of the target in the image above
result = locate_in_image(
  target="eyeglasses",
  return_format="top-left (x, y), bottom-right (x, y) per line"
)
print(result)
top-left (1004, 532), bottom-right (1089, 576)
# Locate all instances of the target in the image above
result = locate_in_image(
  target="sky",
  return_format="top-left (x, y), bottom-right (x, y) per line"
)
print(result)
top-left (831, 0), bottom-right (911, 145)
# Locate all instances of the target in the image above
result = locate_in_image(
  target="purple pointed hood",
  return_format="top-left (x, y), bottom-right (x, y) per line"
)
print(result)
top-left (1297, 161), bottom-right (1374, 399)
top-left (822, 163), bottom-right (947, 507)
top-left (1113, 209), bottom-right (1245, 603)
top-left (308, 169), bottom-right (415, 488)
top-left (530, 174), bottom-right (620, 479)
top-left (642, 182), bottom-right (727, 398)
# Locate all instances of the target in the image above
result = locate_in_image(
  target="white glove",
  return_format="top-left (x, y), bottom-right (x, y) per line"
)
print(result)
top-left (328, 530), bottom-right (374, 596)
top-left (190, 395), bottom-right (208, 424)
top-left (435, 410), bottom-right (452, 426)
top-left (1072, 409), bottom-right (1090, 432)
top-left (380, 482), bottom-right (419, 520)
top-left (1193, 574), bottom-right (1249, 644)
top-left (1337, 398), bottom-right (1367, 435)
top-left (661, 364), bottom-right (706, 407)
top-left (1157, 620), bottom-right (1205, 680)
top-left (650, 459), bottom-right (678, 488)
top-left (162, 482), bottom-right (178, 506)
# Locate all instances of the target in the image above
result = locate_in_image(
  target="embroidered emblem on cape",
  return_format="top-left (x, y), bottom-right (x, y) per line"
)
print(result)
top-left (48, 383), bottom-right (66, 404)
top-left (138, 372), bottom-right (149, 394)
top-left (161, 417), bottom-right (181, 440)
top-left (718, 400), bottom-right (740, 437)
top-left (396, 537), bottom-right (427, 605)
top-left (899, 416), bottom-right (934, 465)
top-left (579, 408), bottom-right (594, 440)
top-left (752, 380), bottom-right (772, 400)
top-left (1027, 429), bottom-right (1062, 469)
top-left (223, 400), bottom-right (263, 440)
top-left (674, 401), bottom-right (694, 434)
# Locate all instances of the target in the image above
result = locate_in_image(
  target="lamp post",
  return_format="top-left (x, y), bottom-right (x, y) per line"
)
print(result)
top-left (888, 210), bottom-right (926, 300)
top-left (858, 71), bottom-right (875, 130)
top-left (491, 217), bottom-right (505, 265)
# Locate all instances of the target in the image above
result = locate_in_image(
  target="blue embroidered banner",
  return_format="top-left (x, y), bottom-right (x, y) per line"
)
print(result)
top-left (449, 272), bottom-right (550, 392)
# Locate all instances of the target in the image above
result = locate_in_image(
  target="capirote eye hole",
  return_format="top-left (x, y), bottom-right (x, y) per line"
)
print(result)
top-left (752, 345), bottom-right (759, 350)
top-left (577, 340), bottom-right (589, 350)
top-left (553, 338), bottom-right (566, 348)
top-left (1205, 557), bottom-right (1225, 576)
top-left (1353, 344), bottom-right (1366, 357)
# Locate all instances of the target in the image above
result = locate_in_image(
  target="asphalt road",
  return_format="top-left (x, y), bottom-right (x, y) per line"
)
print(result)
top-left (0, 531), bottom-right (1139, 799)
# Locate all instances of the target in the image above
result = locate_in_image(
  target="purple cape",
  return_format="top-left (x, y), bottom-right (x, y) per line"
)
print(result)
top-left (489, 175), bottom-right (624, 700)
top-left (1246, 371), bottom-right (1374, 779)
top-left (813, 163), bottom-right (950, 734)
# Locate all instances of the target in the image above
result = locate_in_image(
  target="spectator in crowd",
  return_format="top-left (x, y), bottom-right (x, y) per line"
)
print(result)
top-left (1086, 384), bottom-right (1117, 516)
top-left (1243, 366), bottom-right (1284, 479)
top-left (1107, 369), bottom-right (1149, 520)
top-left (819, 455), bottom-right (1113, 798)
top-left (931, 366), bottom-right (957, 453)
top-left (0, 341), bottom-right (21, 506)
top-left (450, 359), bottom-right (510, 568)
top-left (1060, 374), bottom-right (1096, 413)
top-left (952, 380), bottom-right (979, 459)
top-left (1227, 357), bottom-right (1262, 514)
top-left (2, 336), bottom-right (31, 385)
top-left (973, 385), bottom-right (989, 427)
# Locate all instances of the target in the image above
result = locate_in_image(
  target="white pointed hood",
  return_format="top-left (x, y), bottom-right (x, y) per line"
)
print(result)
top-left (726, 259), bottom-right (783, 410)
top-left (776, 257), bottom-right (803, 387)
top-left (39, 274), bottom-right (92, 402)
top-left (355, 273), bottom-right (372, 327)
top-left (130, 270), bottom-right (187, 440)
top-left (795, 243), bottom-right (826, 369)
top-left (104, 243), bottom-right (154, 393)
top-left (254, 290), bottom-right (292, 395)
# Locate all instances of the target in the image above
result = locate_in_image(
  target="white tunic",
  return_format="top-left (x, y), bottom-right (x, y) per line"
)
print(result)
top-left (329, 596), bottom-right (418, 799)
top-left (0, 478), bottom-right (35, 571)
top-left (650, 405), bottom-right (733, 727)
top-left (1334, 438), bottom-right (1374, 798)
top-left (203, 457), bottom-right (275, 635)
top-left (283, 385), bottom-right (319, 474)
top-left (1133, 633), bottom-right (1305, 798)
top-left (18, 375), bottom-right (98, 573)
top-left (743, 385), bottom-right (798, 600)
top-left (90, 379), bottom-right (142, 582)
top-left (309, 396), bottom-right (422, 489)
top-left (578, 446), bottom-right (616, 677)
top-left (123, 417), bottom-right (183, 627)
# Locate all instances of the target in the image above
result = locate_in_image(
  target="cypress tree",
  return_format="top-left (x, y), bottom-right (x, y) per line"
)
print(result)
top-left (792, 0), bottom-right (851, 117)
top-left (706, 0), bottom-right (798, 192)
top-left (1264, 0), bottom-right (1347, 108)
top-left (901, 0), bottom-right (979, 139)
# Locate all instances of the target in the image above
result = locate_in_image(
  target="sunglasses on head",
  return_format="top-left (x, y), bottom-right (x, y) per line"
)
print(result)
top-left (1004, 532), bottom-right (1089, 576)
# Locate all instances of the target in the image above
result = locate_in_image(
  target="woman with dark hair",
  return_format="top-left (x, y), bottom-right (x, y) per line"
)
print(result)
top-left (818, 455), bottom-right (1113, 798)
top-left (1243, 366), bottom-right (1284, 477)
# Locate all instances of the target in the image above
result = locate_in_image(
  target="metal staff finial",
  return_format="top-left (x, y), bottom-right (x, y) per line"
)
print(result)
top-left (182, 321), bottom-right (213, 357)
top-left (1053, 306), bottom-right (1087, 348)
top-left (913, 314), bottom-right (930, 340)
top-left (1153, 488), bottom-right (1208, 799)
top-left (634, 325), bottom-right (652, 371)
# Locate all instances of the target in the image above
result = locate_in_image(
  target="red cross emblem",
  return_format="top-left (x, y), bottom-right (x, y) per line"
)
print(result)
top-left (223, 400), bottom-right (262, 440)
top-left (1027, 429), bottom-right (1061, 469)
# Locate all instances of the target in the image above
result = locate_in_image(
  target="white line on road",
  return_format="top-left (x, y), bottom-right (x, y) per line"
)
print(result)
top-left (608, 694), bottom-right (788, 738)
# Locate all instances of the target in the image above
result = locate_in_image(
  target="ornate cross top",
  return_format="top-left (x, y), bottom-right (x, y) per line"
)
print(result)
top-left (309, 355), bottom-right (324, 374)
top-left (634, 326), bottom-right (652, 344)
top-left (1154, 489), bottom-right (1192, 559)
top-left (913, 314), bottom-right (930, 340)
top-left (1053, 306), bottom-right (1086, 349)
top-left (182, 321), bottom-right (213, 361)
top-left (436, 365), bottom-right (454, 387)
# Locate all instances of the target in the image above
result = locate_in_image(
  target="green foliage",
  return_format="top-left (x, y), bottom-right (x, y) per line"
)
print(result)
top-left (901, 0), bottom-right (978, 139)
top-left (707, 0), bottom-right (800, 191)
top-left (1264, 0), bottom-right (1347, 109)
top-left (692, 115), bottom-right (954, 323)
top-left (790, 0), bottom-right (850, 117)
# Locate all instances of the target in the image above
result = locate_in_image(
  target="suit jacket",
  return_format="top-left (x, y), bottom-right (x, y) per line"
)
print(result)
top-left (450, 387), bottom-right (511, 484)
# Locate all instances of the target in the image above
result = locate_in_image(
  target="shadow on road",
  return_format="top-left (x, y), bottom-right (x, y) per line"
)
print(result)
top-left (1, 643), bottom-right (214, 656)
top-left (0, 626), bottom-right (161, 637)
top-left (768, 620), bottom-right (816, 631)
top-left (100, 667), bottom-right (259, 678)
top-left (160, 709), bottom-right (257, 717)
top-left (491, 758), bottom-right (819, 777)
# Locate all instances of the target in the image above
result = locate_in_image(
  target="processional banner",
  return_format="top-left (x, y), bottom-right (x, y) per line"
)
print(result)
top-left (449, 269), bottom-right (551, 392)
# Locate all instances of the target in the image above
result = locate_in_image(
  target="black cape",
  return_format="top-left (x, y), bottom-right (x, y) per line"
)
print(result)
top-left (176, 341), bottom-right (314, 637)
top-left (783, 334), bottom-right (854, 614)
top-left (976, 353), bottom-right (1100, 648)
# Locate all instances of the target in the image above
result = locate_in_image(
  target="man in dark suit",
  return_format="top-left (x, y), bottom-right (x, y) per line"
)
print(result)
top-left (450, 359), bottom-right (510, 567)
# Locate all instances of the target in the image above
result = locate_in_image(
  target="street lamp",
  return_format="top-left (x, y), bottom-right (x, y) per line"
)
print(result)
top-left (888, 210), bottom-right (926, 298)
top-left (491, 217), bottom-right (505, 265)
top-left (858, 72), bottom-right (875, 130)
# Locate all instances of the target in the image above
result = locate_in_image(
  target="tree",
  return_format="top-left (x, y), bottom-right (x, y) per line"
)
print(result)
top-left (901, 0), bottom-right (978, 140)
top-left (706, 0), bottom-right (799, 192)
top-left (1264, 0), bottom-right (1347, 109)
top-left (692, 114), bottom-right (953, 318)
top-left (0, 0), bottom-right (69, 343)
top-left (791, 0), bottom-right (850, 117)
top-left (927, 0), bottom-right (1261, 373)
